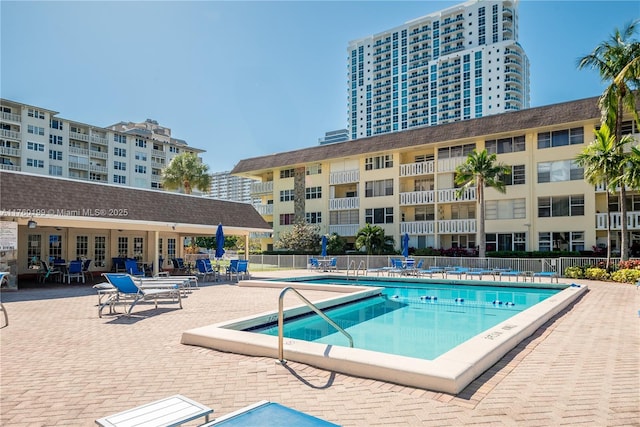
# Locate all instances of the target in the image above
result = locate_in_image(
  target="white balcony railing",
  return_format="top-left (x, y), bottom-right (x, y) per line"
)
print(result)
top-left (437, 219), bottom-right (476, 234)
top-left (329, 197), bottom-right (360, 210)
top-left (89, 165), bottom-right (108, 173)
top-left (90, 135), bottom-right (108, 145)
top-left (0, 146), bottom-right (19, 156)
top-left (400, 190), bottom-right (435, 205)
top-left (329, 224), bottom-right (360, 237)
top-left (69, 131), bottom-right (90, 142)
top-left (401, 221), bottom-right (435, 235)
top-left (250, 181), bottom-right (274, 194)
top-left (253, 204), bottom-right (274, 215)
top-left (437, 187), bottom-right (476, 202)
top-left (329, 169), bottom-right (359, 185)
top-left (1, 111), bottom-right (21, 122)
top-left (69, 146), bottom-right (89, 156)
top-left (595, 211), bottom-right (640, 230)
top-left (68, 161), bottom-right (89, 170)
top-left (0, 129), bottom-right (20, 140)
top-left (90, 150), bottom-right (108, 159)
top-left (0, 164), bottom-right (20, 171)
top-left (437, 156), bottom-right (466, 173)
top-left (399, 161), bottom-right (435, 177)
top-left (152, 149), bottom-right (166, 158)
top-left (151, 175), bottom-right (161, 183)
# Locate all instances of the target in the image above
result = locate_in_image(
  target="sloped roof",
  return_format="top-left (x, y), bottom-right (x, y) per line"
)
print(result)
top-left (0, 171), bottom-right (271, 234)
top-left (231, 96), bottom-right (602, 175)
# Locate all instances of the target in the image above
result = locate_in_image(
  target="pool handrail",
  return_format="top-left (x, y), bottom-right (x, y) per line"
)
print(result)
top-left (277, 286), bottom-right (353, 363)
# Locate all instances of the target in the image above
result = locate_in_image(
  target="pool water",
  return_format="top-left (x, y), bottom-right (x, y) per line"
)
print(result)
top-left (252, 279), bottom-right (559, 360)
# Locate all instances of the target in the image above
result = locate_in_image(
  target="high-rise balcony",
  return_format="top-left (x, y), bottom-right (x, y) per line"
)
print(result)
top-left (595, 211), bottom-right (640, 230)
top-left (69, 131), bottom-right (90, 142)
top-left (90, 164), bottom-right (108, 173)
top-left (0, 129), bottom-right (20, 140)
top-left (69, 146), bottom-right (89, 156)
top-left (399, 161), bottom-right (435, 177)
top-left (152, 149), bottom-right (166, 158)
top-left (90, 134), bottom-right (108, 145)
top-left (1, 111), bottom-right (21, 123)
top-left (0, 146), bottom-right (19, 156)
top-left (250, 181), bottom-right (274, 195)
top-left (438, 219), bottom-right (476, 234)
top-left (401, 221), bottom-right (435, 235)
top-left (329, 224), bottom-right (360, 237)
top-left (90, 150), bottom-right (108, 160)
top-left (400, 190), bottom-right (435, 206)
top-left (253, 204), bottom-right (274, 216)
top-left (437, 187), bottom-right (476, 202)
top-left (329, 197), bottom-right (359, 210)
top-left (68, 161), bottom-right (89, 171)
top-left (329, 169), bottom-right (360, 185)
top-left (0, 164), bottom-right (20, 171)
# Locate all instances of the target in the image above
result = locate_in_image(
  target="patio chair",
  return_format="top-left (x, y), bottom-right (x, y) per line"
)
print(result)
top-left (499, 270), bottom-right (524, 282)
top-left (64, 260), bottom-right (85, 284)
top-left (81, 259), bottom-right (93, 283)
top-left (125, 259), bottom-right (145, 277)
top-left (227, 259), bottom-right (250, 281)
top-left (196, 259), bottom-right (217, 282)
top-left (327, 257), bottom-right (338, 272)
top-left (98, 273), bottom-right (182, 318)
top-left (171, 258), bottom-right (189, 274)
top-left (38, 260), bottom-right (61, 283)
top-left (533, 271), bottom-right (559, 283)
top-left (308, 257), bottom-right (320, 270)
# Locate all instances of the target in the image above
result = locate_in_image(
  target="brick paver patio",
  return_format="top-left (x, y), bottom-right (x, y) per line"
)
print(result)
top-left (1, 271), bottom-right (638, 426)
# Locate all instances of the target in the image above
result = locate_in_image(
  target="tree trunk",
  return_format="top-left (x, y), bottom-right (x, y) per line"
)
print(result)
top-left (477, 176), bottom-right (485, 258)
top-left (616, 88), bottom-right (628, 260)
top-left (606, 190), bottom-right (612, 270)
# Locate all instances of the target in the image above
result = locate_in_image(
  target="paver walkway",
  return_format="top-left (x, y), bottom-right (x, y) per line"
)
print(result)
top-left (0, 272), bottom-right (638, 426)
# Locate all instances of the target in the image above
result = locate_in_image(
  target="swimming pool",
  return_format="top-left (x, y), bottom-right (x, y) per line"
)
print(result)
top-left (249, 279), bottom-right (558, 360)
top-left (182, 274), bottom-right (587, 394)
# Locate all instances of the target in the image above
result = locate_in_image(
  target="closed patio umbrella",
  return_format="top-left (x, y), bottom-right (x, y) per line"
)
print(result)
top-left (402, 233), bottom-right (410, 258)
top-left (215, 223), bottom-right (225, 259)
top-left (321, 235), bottom-right (327, 258)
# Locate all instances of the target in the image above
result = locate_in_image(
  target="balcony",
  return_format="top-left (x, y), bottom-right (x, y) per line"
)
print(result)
top-left (400, 190), bottom-right (435, 206)
top-left (253, 204), bottom-right (274, 216)
top-left (596, 211), bottom-right (640, 230)
top-left (152, 149), bottom-right (166, 158)
top-left (0, 164), bottom-right (20, 171)
top-left (68, 161), bottom-right (89, 171)
top-left (437, 156), bottom-right (467, 173)
top-left (1, 111), bottom-right (21, 122)
top-left (438, 219), bottom-right (476, 234)
top-left (0, 129), bottom-right (20, 140)
top-left (329, 197), bottom-right (359, 210)
top-left (151, 161), bottom-right (165, 169)
top-left (69, 146), bottom-right (89, 156)
top-left (69, 131), bottom-right (90, 142)
top-left (0, 146), bottom-right (19, 156)
top-left (329, 169), bottom-right (359, 185)
top-left (329, 224), bottom-right (360, 237)
top-left (89, 164), bottom-right (108, 173)
top-left (438, 187), bottom-right (476, 202)
top-left (151, 175), bottom-right (161, 183)
top-left (250, 181), bottom-right (274, 195)
top-left (401, 221), bottom-right (435, 235)
top-left (90, 134), bottom-right (108, 145)
top-left (90, 150), bottom-right (108, 160)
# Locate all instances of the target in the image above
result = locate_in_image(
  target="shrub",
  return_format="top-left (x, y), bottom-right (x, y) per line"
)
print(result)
top-left (618, 260), bottom-right (640, 270)
top-left (610, 268), bottom-right (640, 284)
top-left (564, 266), bottom-right (584, 279)
top-left (584, 267), bottom-right (609, 281)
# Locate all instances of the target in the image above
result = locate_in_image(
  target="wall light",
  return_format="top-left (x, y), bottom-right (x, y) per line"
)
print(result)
top-left (27, 220), bottom-right (37, 229)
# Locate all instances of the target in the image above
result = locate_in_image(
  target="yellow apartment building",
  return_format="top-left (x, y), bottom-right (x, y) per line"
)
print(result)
top-left (231, 96), bottom-right (639, 256)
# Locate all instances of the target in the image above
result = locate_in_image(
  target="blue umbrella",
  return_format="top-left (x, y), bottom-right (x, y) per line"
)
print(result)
top-left (215, 223), bottom-right (225, 259)
top-left (321, 235), bottom-right (328, 258)
top-left (402, 233), bottom-right (410, 258)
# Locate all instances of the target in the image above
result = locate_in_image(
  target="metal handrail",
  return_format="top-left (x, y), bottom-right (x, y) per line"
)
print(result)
top-left (346, 259), bottom-right (356, 277)
top-left (277, 286), bottom-right (353, 363)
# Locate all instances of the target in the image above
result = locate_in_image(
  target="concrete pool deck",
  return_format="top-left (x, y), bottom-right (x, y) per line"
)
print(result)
top-left (0, 270), bottom-right (638, 426)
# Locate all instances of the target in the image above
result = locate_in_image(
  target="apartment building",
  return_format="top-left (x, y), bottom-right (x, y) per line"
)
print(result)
top-left (208, 171), bottom-right (257, 204)
top-left (319, 129), bottom-right (349, 145)
top-left (348, 0), bottom-right (530, 140)
top-left (232, 96), bottom-right (639, 255)
top-left (0, 99), bottom-right (206, 193)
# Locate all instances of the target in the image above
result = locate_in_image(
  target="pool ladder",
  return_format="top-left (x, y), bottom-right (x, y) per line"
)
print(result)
top-left (277, 286), bottom-right (353, 364)
top-left (346, 260), bottom-right (366, 279)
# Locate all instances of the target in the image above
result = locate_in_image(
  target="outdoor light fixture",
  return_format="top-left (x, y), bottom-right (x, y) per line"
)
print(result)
top-left (27, 220), bottom-right (37, 229)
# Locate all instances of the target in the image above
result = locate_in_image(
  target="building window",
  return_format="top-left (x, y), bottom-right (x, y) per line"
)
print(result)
top-left (279, 168), bottom-right (295, 179)
top-left (27, 125), bottom-right (45, 136)
top-left (167, 238), bottom-right (176, 259)
top-left (415, 205), bottom-right (435, 221)
top-left (365, 207), bottom-right (394, 224)
top-left (305, 186), bottom-right (322, 200)
top-left (49, 135), bottom-right (63, 145)
top-left (113, 175), bottom-right (127, 184)
top-left (114, 147), bottom-right (127, 157)
top-left (279, 189), bottom-right (294, 202)
top-left (27, 141), bottom-right (45, 151)
top-left (365, 154), bottom-right (393, 170)
top-left (438, 143), bottom-right (475, 159)
top-left (50, 119), bottom-right (63, 130)
top-left (169, 146), bottom-right (179, 153)
top-left (500, 164), bottom-right (525, 185)
top-left (27, 234), bottom-right (42, 269)
top-left (538, 195), bottom-right (584, 217)
top-left (28, 108), bottom-right (45, 119)
top-left (306, 164), bottom-right (322, 175)
top-left (133, 237), bottom-right (144, 259)
top-left (114, 134), bottom-right (127, 143)
top-left (135, 165), bottom-right (147, 174)
top-left (537, 160), bottom-right (583, 183)
top-left (485, 198), bottom-right (526, 219)
top-left (49, 150), bottom-right (63, 160)
top-left (306, 212), bottom-right (322, 224)
top-left (117, 237), bottom-right (128, 257)
top-left (114, 161), bottom-right (127, 171)
top-left (49, 165), bottom-right (63, 176)
top-left (279, 213), bottom-right (295, 225)
top-left (94, 236), bottom-right (106, 267)
top-left (135, 151), bottom-right (147, 161)
top-left (135, 138), bottom-right (147, 148)
top-left (486, 233), bottom-right (525, 252)
top-left (365, 179), bottom-right (393, 197)
top-left (330, 210), bottom-right (359, 225)
top-left (76, 235), bottom-right (88, 259)
top-left (538, 231), bottom-right (584, 252)
top-left (49, 234), bottom-right (63, 260)
top-left (485, 135), bottom-right (525, 154)
top-left (26, 158), bottom-right (44, 168)
top-left (537, 127), bottom-right (584, 149)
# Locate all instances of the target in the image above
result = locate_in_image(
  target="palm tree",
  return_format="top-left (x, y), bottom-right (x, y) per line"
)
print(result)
top-left (355, 224), bottom-right (394, 255)
top-left (575, 124), bottom-right (628, 268)
top-left (454, 149), bottom-right (510, 258)
top-left (578, 20), bottom-right (640, 260)
top-left (161, 152), bottom-right (212, 195)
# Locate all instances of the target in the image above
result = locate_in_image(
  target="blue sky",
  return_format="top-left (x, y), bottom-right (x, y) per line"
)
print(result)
top-left (2, 1), bottom-right (639, 172)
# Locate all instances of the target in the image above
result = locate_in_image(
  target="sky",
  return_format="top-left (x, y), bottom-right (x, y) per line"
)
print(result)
top-left (1, 1), bottom-right (639, 173)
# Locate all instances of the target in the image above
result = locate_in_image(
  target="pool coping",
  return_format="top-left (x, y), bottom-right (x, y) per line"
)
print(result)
top-left (181, 278), bottom-right (588, 394)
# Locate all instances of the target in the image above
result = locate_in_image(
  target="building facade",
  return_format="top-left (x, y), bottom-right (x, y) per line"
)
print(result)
top-left (232, 96), bottom-right (639, 255)
top-left (319, 129), bottom-right (349, 145)
top-left (348, 0), bottom-right (530, 140)
top-left (208, 171), bottom-right (257, 204)
top-left (0, 99), bottom-right (207, 193)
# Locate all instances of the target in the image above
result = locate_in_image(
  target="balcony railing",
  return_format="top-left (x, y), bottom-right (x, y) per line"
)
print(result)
top-left (400, 190), bottom-right (435, 205)
top-left (69, 131), bottom-right (90, 142)
top-left (152, 149), bottom-right (166, 158)
top-left (0, 129), bottom-right (20, 140)
top-left (438, 219), bottom-right (476, 234)
top-left (251, 181), bottom-right (274, 194)
top-left (595, 211), bottom-right (640, 230)
top-left (253, 204), bottom-right (274, 215)
top-left (329, 224), bottom-right (360, 237)
top-left (68, 161), bottom-right (89, 170)
top-left (330, 169), bottom-right (359, 185)
top-left (1, 111), bottom-right (21, 122)
top-left (437, 156), bottom-right (467, 172)
top-left (329, 197), bottom-right (359, 210)
top-left (399, 161), bottom-right (434, 177)
top-left (0, 146), bottom-right (19, 156)
top-left (90, 150), bottom-right (108, 159)
top-left (69, 146), bottom-right (89, 156)
top-left (438, 187), bottom-right (476, 202)
top-left (90, 135), bottom-right (108, 145)
top-left (401, 221), bottom-right (435, 235)
top-left (0, 164), bottom-right (20, 171)
top-left (89, 164), bottom-right (108, 173)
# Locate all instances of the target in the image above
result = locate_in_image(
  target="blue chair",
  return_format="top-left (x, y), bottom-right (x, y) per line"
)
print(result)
top-left (81, 259), bottom-right (93, 283)
top-left (171, 258), bottom-right (188, 274)
top-left (308, 258), bottom-right (320, 270)
top-left (125, 259), bottom-right (145, 277)
top-left (65, 260), bottom-right (85, 284)
top-left (227, 259), bottom-right (250, 281)
top-left (196, 259), bottom-right (216, 282)
top-left (99, 273), bottom-right (182, 318)
top-left (327, 257), bottom-right (337, 272)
